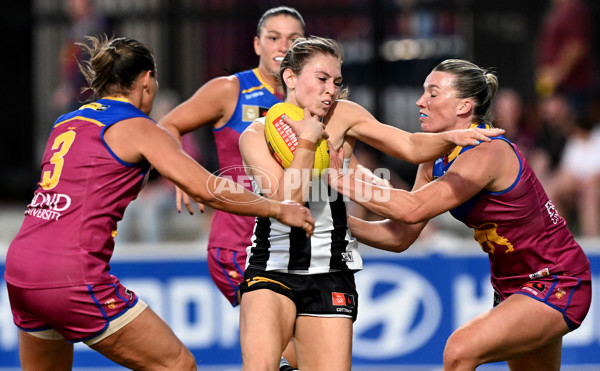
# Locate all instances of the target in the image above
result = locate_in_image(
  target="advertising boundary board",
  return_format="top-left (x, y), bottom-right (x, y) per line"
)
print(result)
top-left (1, 243), bottom-right (599, 370)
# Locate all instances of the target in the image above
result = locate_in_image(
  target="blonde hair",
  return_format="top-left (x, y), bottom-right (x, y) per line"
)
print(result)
top-left (433, 59), bottom-right (499, 124)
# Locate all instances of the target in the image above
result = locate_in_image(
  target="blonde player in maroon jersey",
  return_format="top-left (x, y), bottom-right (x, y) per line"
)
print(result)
top-left (4, 35), bottom-right (313, 371)
top-left (329, 59), bottom-right (591, 371)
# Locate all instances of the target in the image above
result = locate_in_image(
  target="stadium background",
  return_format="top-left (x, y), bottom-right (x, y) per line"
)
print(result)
top-left (1, 0), bottom-right (600, 369)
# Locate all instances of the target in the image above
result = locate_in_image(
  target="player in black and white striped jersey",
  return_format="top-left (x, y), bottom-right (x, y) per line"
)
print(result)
top-left (239, 37), bottom-right (503, 371)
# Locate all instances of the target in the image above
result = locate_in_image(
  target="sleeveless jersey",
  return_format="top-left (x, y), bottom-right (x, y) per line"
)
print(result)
top-left (208, 69), bottom-right (282, 251)
top-left (5, 98), bottom-right (151, 289)
top-left (432, 123), bottom-right (590, 294)
top-left (245, 118), bottom-right (363, 274)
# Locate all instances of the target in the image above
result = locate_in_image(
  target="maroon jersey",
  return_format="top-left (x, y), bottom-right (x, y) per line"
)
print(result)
top-left (5, 98), bottom-right (151, 288)
top-left (208, 69), bottom-right (281, 252)
top-left (433, 125), bottom-right (590, 295)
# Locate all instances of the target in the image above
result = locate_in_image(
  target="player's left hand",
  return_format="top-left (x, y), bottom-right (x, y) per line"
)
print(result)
top-left (445, 127), bottom-right (505, 147)
top-left (282, 108), bottom-right (329, 143)
top-left (176, 186), bottom-right (205, 215)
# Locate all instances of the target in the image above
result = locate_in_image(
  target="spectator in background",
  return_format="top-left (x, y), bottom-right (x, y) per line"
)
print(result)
top-left (535, 0), bottom-right (594, 112)
top-left (492, 88), bottom-right (535, 156)
top-left (547, 116), bottom-right (600, 237)
top-left (52, 0), bottom-right (110, 112)
top-left (533, 0), bottom-right (593, 190)
top-left (526, 94), bottom-right (574, 185)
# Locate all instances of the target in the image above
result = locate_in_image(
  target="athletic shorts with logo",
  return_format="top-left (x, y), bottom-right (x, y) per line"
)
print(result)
top-left (494, 269), bottom-right (591, 330)
top-left (7, 276), bottom-right (144, 343)
top-left (239, 267), bottom-right (358, 322)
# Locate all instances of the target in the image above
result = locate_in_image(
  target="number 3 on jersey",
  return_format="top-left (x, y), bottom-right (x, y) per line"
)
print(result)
top-left (40, 130), bottom-right (76, 190)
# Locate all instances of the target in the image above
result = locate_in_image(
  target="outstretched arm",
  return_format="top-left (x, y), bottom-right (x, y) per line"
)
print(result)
top-left (106, 117), bottom-right (315, 234)
top-left (328, 139), bottom-right (506, 224)
top-left (326, 100), bottom-right (504, 164)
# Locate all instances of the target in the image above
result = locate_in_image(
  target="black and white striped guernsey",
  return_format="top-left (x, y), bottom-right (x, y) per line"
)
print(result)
top-left (245, 118), bottom-right (363, 274)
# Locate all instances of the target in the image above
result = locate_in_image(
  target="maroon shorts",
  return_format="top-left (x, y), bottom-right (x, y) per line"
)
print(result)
top-left (7, 276), bottom-right (139, 342)
top-left (207, 246), bottom-right (246, 306)
top-left (495, 269), bottom-right (592, 330)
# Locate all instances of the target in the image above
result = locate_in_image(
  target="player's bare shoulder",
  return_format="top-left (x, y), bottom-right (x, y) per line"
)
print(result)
top-left (200, 74), bottom-right (240, 99)
top-left (190, 74), bottom-right (241, 128)
top-left (240, 119), bottom-right (265, 146)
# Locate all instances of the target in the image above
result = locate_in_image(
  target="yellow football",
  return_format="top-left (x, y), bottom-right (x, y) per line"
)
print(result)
top-left (264, 102), bottom-right (329, 178)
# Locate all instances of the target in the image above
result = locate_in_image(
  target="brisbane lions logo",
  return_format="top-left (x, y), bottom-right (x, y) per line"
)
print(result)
top-left (472, 222), bottom-right (514, 254)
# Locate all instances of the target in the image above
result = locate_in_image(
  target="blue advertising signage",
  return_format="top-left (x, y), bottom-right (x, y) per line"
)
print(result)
top-left (1, 249), bottom-right (598, 369)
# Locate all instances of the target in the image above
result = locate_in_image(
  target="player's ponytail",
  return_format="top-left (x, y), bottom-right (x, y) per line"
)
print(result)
top-left (77, 35), bottom-right (156, 101)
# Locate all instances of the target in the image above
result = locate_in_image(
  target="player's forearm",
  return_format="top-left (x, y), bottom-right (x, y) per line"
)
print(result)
top-left (275, 147), bottom-right (315, 203)
top-left (333, 172), bottom-right (421, 224)
top-left (402, 132), bottom-right (455, 163)
top-left (349, 216), bottom-right (413, 252)
top-left (199, 174), bottom-right (277, 218)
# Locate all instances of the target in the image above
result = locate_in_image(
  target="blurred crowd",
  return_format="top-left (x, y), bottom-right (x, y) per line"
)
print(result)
top-left (495, 0), bottom-right (599, 238)
top-left (25, 0), bottom-right (600, 243)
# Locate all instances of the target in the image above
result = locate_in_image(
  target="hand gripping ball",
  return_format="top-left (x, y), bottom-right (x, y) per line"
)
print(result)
top-left (264, 102), bottom-right (329, 178)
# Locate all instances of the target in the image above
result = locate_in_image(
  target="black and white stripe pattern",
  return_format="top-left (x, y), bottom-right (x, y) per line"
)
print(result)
top-left (247, 176), bottom-right (363, 274)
